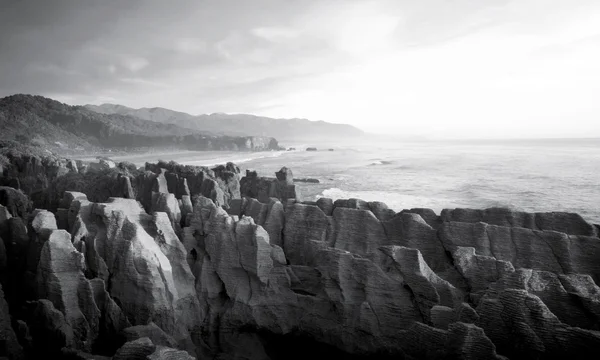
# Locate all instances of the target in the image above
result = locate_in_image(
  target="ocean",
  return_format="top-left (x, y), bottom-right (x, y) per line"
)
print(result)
top-left (112, 138), bottom-right (600, 224)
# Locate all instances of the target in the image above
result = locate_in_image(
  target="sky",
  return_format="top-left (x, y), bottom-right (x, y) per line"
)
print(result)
top-left (1, 0), bottom-right (600, 139)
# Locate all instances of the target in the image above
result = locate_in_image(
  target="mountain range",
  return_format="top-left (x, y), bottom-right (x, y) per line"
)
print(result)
top-left (84, 103), bottom-right (365, 141)
top-left (0, 94), bottom-right (280, 153)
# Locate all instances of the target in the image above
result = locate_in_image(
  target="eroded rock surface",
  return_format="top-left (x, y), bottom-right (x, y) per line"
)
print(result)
top-left (2, 160), bottom-right (600, 359)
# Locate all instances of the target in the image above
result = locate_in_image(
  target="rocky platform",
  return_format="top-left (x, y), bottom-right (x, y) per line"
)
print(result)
top-left (0, 160), bottom-right (599, 359)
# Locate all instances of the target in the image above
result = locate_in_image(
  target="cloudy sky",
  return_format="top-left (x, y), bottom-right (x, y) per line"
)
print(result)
top-left (1, 0), bottom-right (600, 138)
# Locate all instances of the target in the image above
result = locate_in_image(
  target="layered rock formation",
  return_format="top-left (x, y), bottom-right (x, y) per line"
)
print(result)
top-left (240, 167), bottom-right (300, 204)
top-left (0, 162), bottom-right (599, 359)
top-left (181, 194), bottom-right (599, 359)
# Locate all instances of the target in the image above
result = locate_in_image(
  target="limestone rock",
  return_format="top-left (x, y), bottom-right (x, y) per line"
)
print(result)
top-left (446, 322), bottom-right (505, 360)
top-left (275, 167), bottom-right (294, 184)
top-left (401, 321), bottom-right (505, 360)
top-left (451, 246), bottom-right (515, 294)
top-left (69, 197), bottom-right (200, 348)
top-left (440, 207), bottom-right (597, 236)
top-left (121, 322), bottom-right (178, 348)
top-left (113, 337), bottom-right (156, 360)
top-left (476, 288), bottom-right (600, 359)
top-left (381, 246), bottom-right (464, 321)
top-left (240, 170), bottom-right (299, 204)
top-left (35, 229), bottom-right (101, 351)
top-left (491, 269), bottom-right (600, 330)
top-left (238, 197), bottom-right (285, 248)
top-left (3, 217), bottom-right (28, 307)
top-left (440, 221), bottom-right (600, 283)
top-left (329, 207), bottom-right (388, 261)
top-left (211, 166), bottom-right (241, 207)
top-left (383, 212), bottom-right (465, 287)
top-left (400, 208), bottom-right (441, 228)
top-left (25, 299), bottom-right (74, 355)
top-left (333, 198), bottom-right (370, 211)
top-left (367, 201), bottom-right (396, 222)
top-left (89, 278), bottom-right (131, 355)
top-left (66, 159), bottom-right (78, 173)
top-left (0, 186), bottom-right (30, 218)
top-left (283, 203), bottom-right (329, 265)
top-left (23, 209), bottom-right (59, 300)
top-left (151, 192), bottom-right (182, 235)
top-left (315, 197), bottom-right (333, 216)
top-left (180, 195), bottom-right (193, 227)
top-left (0, 284), bottom-right (23, 359)
top-left (147, 346), bottom-right (196, 360)
top-left (59, 191), bottom-right (88, 210)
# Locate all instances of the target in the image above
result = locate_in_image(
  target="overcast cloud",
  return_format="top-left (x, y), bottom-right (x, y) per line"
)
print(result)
top-left (1, 0), bottom-right (599, 138)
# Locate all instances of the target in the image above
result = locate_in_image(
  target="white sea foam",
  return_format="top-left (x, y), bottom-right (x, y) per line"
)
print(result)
top-left (182, 150), bottom-right (286, 167)
top-left (316, 187), bottom-right (461, 214)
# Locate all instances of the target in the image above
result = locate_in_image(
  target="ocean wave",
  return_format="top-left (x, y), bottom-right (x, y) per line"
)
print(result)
top-left (315, 187), bottom-right (458, 214)
top-left (369, 160), bottom-right (393, 166)
top-left (183, 151), bottom-right (286, 167)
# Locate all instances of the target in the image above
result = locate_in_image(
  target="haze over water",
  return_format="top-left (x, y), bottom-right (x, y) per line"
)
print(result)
top-left (256, 139), bottom-right (600, 224)
top-left (116, 138), bottom-right (600, 224)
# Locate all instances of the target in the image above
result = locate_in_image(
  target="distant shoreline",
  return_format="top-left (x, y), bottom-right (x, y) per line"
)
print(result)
top-left (75, 149), bottom-right (289, 167)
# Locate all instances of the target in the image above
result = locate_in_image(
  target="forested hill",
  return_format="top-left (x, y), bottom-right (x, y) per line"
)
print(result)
top-left (0, 94), bottom-right (280, 152)
top-left (85, 103), bottom-right (365, 141)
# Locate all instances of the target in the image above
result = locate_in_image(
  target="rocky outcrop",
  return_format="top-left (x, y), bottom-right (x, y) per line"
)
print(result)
top-left (0, 186), bottom-right (30, 218)
top-left (3, 158), bottom-right (600, 359)
top-left (112, 336), bottom-right (195, 360)
top-left (69, 197), bottom-right (201, 354)
top-left (293, 177), bottom-right (320, 183)
top-left (0, 284), bottom-right (23, 359)
top-left (141, 161), bottom-right (243, 210)
top-left (228, 197), bottom-right (285, 248)
top-left (191, 195), bottom-right (600, 359)
top-left (240, 169), bottom-right (299, 204)
top-left (441, 207), bottom-right (598, 237)
top-left (439, 221), bottom-right (600, 283)
top-left (35, 229), bottom-right (100, 352)
top-left (187, 197), bottom-right (421, 355)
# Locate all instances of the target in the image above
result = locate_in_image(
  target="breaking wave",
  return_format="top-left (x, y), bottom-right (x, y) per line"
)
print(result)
top-left (184, 151), bottom-right (286, 167)
top-left (369, 159), bottom-right (393, 166)
top-left (315, 187), bottom-right (458, 214)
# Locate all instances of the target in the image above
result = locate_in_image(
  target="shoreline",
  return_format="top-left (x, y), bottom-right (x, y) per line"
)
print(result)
top-left (76, 149), bottom-right (289, 167)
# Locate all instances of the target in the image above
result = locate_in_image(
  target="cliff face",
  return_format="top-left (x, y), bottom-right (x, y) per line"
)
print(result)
top-left (0, 162), bottom-right (599, 359)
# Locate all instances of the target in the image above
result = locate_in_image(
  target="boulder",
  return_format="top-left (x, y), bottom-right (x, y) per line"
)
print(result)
top-left (275, 167), bottom-right (294, 184)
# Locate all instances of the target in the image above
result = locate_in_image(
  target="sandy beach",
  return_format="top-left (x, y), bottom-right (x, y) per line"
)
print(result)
top-left (76, 149), bottom-right (289, 167)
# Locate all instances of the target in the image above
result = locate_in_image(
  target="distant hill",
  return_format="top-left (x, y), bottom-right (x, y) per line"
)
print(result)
top-left (0, 94), bottom-right (280, 152)
top-left (85, 104), bottom-right (365, 141)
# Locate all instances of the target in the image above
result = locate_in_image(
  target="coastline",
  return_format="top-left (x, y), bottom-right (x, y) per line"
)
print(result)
top-left (76, 149), bottom-right (289, 167)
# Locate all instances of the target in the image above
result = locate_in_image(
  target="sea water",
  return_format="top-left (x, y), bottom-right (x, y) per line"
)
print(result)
top-left (234, 139), bottom-right (600, 224)
top-left (115, 138), bottom-right (600, 224)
